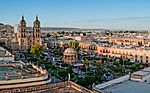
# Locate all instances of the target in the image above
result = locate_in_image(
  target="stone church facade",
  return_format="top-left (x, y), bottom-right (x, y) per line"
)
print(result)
top-left (17, 16), bottom-right (42, 50)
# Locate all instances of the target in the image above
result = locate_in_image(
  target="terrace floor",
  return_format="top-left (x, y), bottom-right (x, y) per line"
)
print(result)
top-left (102, 80), bottom-right (150, 93)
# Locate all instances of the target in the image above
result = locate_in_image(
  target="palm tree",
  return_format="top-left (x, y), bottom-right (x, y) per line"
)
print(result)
top-left (68, 41), bottom-right (80, 51)
top-left (95, 61), bottom-right (105, 75)
top-left (83, 58), bottom-right (90, 75)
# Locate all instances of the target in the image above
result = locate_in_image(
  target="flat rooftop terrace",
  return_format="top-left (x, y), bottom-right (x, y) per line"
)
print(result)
top-left (102, 80), bottom-right (150, 93)
top-left (0, 61), bottom-right (40, 80)
top-left (0, 47), bottom-right (5, 51)
top-left (0, 81), bottom-right (94, 93)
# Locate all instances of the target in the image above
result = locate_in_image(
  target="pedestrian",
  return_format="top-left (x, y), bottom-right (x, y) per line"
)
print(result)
top-left (5, 73), bottom-right (9, 80)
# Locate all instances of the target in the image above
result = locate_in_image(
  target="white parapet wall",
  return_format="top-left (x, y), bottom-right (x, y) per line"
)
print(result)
top-left (0, 74), bottom-right (48, 85)
top-left (0, 56), bottom-right (14, 62)
top-left (0, 77), bottom-right (51, 89)
top-left (32, 64), bottom-right (47, 74)
top-left (94, 75), bottom-right (130, 91)
top-left (0, 70), bottom-right (51, 89)
top-left (0, 63), bottom-right (50, 89)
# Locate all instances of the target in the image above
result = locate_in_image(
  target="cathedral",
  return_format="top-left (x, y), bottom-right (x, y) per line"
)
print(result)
top-left (17, 16), bottom-right (42, 50)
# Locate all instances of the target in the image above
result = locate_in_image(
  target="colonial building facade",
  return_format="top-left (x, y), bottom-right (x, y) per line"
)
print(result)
top-left (17, 16), bottom-right (42, 50)
top-left (78, 41), bottom-right (150, 63)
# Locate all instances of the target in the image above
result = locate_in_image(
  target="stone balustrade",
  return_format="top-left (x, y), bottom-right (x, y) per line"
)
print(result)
top-left (0, 74), bottom-right (48, 85)
top-left (0, 81), bottom-right (94, 93)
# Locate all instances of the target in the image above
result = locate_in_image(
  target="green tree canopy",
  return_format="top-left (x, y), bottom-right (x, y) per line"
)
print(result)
top-left (84, 75), bottom-right (97, 89)
top-left (77, 79), bottom-right (87, 87)
top-left (46, 33), bottom-right (51, 37)
top-left (69, 41), bottom-right (80, 51)
top-left (84, 58), bottom-right (90, 66)
top-left (30, 44), bottom-right (44, 57)
top-left (58, 69), bottom-right (68, 80)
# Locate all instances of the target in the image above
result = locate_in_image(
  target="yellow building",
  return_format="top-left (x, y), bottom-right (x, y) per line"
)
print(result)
top-left (79, 42), bottom-right (97, 51)
top-left (78, 39), bottom-right (150, 63)
top-left (109, 37), bottom-right (145, 45)
top-left (97, 46), bottom-right (150, 63)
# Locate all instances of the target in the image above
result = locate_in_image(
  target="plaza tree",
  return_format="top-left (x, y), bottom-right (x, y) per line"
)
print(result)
top-left (66, 65), bottom-right (73, 74)
top-left (84, 58), bottom-right (90, 66)
top-left (58, 69), bottom-right (68, 81)
top-left (46, 33), bottom-right (51, 37)
top-left (95, 61), bottom-right (105, 75)
top-left (119, 55), bottom-right (126, 66)
top-left (84, 75), bottom-right (96, 89)
top-left (83, 58), bottom-right (90, 74)
top-left (69, 41), bottom-right (80, 51)
top-left (43, 60), bottom-right (52, 69)
top-left (52, 49), bottom-right (63, 56)
top-left (24, 48), bottom-right (32, 60)
top-left (30, 44), bottom-right (44, 57)
top-left (77, 79), bottom-right (87, 87)
top-left (30, 44), bottom-right (44, 64)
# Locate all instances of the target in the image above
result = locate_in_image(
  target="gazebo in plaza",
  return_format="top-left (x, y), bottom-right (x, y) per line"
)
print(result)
top-left (63, 48), bottom-right (78, 63)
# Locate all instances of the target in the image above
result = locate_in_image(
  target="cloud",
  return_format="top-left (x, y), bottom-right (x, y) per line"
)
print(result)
top-left (67, 17), bottom-right (150, 30)
top-left (81, 17), bottom-right (150, 23)
top-left (45, 17), bottom-right (150, 30)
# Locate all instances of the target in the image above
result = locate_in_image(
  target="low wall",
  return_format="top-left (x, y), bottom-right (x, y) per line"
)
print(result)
top-left (0, 56), bottom-right (14, 62)
top-left (0, 81), bottom-right (94, 93)
top-left (67, 81), bottom-right (94, 93)
top-left (32, 64), bottom-right (47, 74)
top-left (0, 74), bottom-right (48, 85)
top-left (94, 75), bottom-right (130, 92)
top-left (0, 77), bottom-right (51, 89)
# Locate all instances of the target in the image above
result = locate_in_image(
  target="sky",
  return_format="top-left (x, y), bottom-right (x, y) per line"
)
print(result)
top-left (0, 0), bottom-right (150, 30)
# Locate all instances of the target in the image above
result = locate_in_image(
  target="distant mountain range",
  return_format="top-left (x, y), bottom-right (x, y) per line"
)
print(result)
top-left (0, 22), bottom-right (105, 32)
top-left (26, 27), bottom-right (105, 31)
top-left (0, 23), bottom-right (4, 25)
top-left (0, 23), bottom-right (14, 33)
top-left (41, 27), bottom-right (80, 30)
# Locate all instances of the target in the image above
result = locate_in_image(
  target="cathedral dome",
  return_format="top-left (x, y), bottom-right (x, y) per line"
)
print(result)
top-left (63, 48), bottom-right (78, 63)
top-left (64, 48), bottom-right (77, 54)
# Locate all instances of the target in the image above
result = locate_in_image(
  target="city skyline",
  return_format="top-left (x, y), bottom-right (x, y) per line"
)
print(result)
top-left (1, 0), bottom-right (150, 30)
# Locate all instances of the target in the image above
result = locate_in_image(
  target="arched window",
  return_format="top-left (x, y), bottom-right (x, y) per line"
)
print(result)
top-left (112, 51), bottom-right (114, 54)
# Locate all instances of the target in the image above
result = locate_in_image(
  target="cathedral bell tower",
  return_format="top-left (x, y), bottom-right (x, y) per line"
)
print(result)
top-left (19, 16), bottom-right (26, 37)
top-left (17, 16), bottom-right (28, 50)
top-left (33, 15), bottom-right (42, 45)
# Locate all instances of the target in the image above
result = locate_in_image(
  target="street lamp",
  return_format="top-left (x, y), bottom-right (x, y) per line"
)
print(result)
top-left (68, 73), bottom-right (70, 81)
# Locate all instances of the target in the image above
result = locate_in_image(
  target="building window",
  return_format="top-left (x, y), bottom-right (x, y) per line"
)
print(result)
top-left (112, 51), bottom-right (114, 54)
